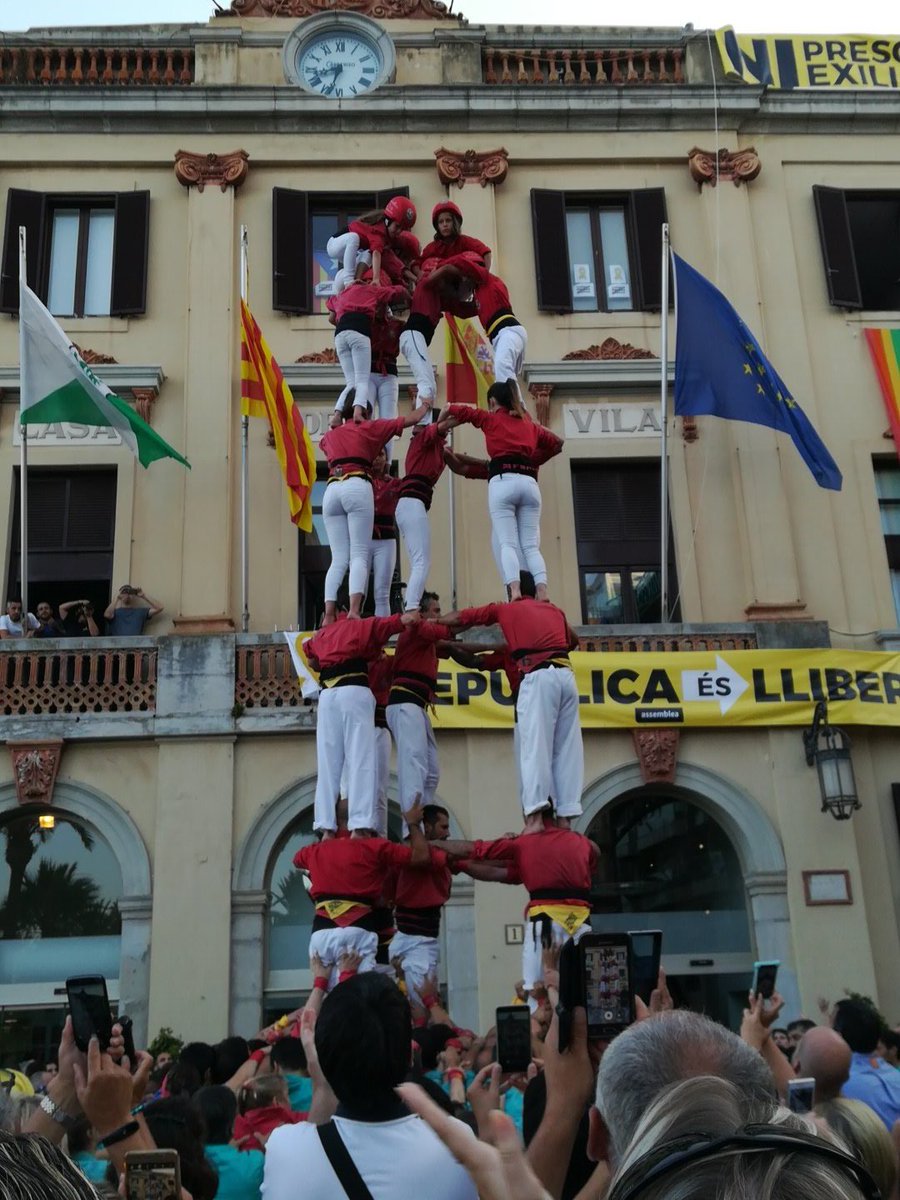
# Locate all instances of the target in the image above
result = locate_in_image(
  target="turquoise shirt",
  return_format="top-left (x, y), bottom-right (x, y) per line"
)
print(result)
top-left (72, 1151), bottom-right (109, 1184)
top-left (284, 1072), bottom-right (313, 1114)
top-left (204, 1143), bottom-right (265, 1200)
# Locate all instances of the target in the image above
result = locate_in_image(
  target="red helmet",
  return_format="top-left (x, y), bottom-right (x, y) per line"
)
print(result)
top-left (432, 201), bottom-right (463, 230)
top-left (384, 196), bottom-right (417, 230)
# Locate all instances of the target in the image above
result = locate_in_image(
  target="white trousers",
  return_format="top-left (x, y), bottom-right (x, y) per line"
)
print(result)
top-left (516, 667), bottom-right (583, 817)
top-left (370, 373), bottom-right (399, 462)
top-left (323, 477), bottom-right (373, 600)
top-left (491, 526), bottom-right (525, 592)
top-left (399, 329), bottom-right (436, 401)
top-left (314, 685), bottom-right (377, 831)
top-left (395, 496), bottom-right (431, 611)
top-left (369, 538), bottom-right (397, 617)
top-left (309, 927), bottom-right (378, 988)
top-left (522, 918), bottom-right (589, 992)
top-left (491, 325), bottom-right (528, 385)
top-left (327, 231), bottom-right (360, 276)
top-left (337, 725), bottom-right (390, 837)
top-left (386, 702), bottom-right (439, 815)
top-left (389, 931), bottom-right (440, 1009)
top-left (334, 329), bottom-right (372, 413)
top-left (488, 473), bottom-right (547, 587)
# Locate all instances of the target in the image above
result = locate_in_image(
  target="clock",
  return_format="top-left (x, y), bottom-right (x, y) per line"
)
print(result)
top-left (283, 14), bottom-right (396, 99)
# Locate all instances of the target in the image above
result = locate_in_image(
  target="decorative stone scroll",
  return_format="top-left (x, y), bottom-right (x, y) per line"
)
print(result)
top-left (174, 149), bottom-right (249, 193)
top-left (131, 388), bottom-right (156, 424)
top-left (219, 0), bottom-right (454, 18)
top-left (687, 147), bottom-right (761, 190)
top-left (295, 348), bottom-right (339, 364)
top-left (73, 345), bottom-right (118, 365)
top-left (528, 382), bottom-right (553, 427)
top-left (632, 728), bottom-right (679, 785)
top-left (563, 338), bottom-right (656, 361)
top-left (682, 416), bottom-right (699, 443)
top-left (434, 147), bottom-right (509, 189)
top-left (9, 740), bottom-right (64, 807)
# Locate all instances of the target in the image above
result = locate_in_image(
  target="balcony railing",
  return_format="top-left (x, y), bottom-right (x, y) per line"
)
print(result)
top-left (0, 639), bottom-right (157, 717)
top-left (0, 45), bottom-right (194, 86)
top-left (483, 46), bottom-right (684, 87)
top-left (577, 628), bottom-right (757, 653)
top-left (235, 640), bottom-right (311, 713)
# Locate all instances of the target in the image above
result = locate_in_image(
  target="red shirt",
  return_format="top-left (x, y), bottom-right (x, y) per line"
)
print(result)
top-left (233, 1106), bottom-right (305, 1150)
top-left (293, 837), bottom-right (414, 906)
top-left (389, 620), bottom-right (452, 701)
top-left (420, 233), bottom-right (491, 262)
top-left (402, 423), bottom-right (447, 488)
top-left (349, 217), bottom-right (391, 254)
top-left (394, 845), bottom-right (454, 911)
top-left (475, 273), bottom-right (513, 324)
top-left (478, 647), bottom-right (522, 696)
top-left (368, 653), bottom-right (393, 707)
top-left (409, 273), bottom-right (444, 325)
top-left (320, 417), bottom-right (407, 470)
top-left (445, 406), bottom-right (562, 464)
top-left (471, 828), bottom-right (598, 902)
top-left (373, 474), bottom-right (402, 519)
top-left (371, 316), bottom-right (403, 374)
top-left (331, 281), bottom-right (408, 323)
top-left (456, 599), bottom-right (574, 672)
top-left (305, 614), bottom-right (403, 669)
top-left (379, 247), bottom-right (406, 283)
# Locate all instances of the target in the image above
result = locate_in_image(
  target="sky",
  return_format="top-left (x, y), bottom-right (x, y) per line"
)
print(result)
top-left (5, 0), bottom-right (899, 34)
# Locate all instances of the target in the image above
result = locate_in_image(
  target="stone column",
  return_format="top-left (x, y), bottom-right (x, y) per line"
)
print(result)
top-left (230, 889), bottom-right (268, 1037)
top-left (172, 149), bottom-right (249, 633)
top-left (744, 871), bottom-right (801, 1021)
top-left (118, 895), bottom-right (153, 1045)
top-left (443, 880), bottom-right (478, 1033)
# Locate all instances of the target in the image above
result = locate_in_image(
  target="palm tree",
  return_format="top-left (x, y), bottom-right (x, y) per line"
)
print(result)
top-left (1, 815), bottom-right (94, 939)
top-left (0, 859), bottom-right (119, 939)
top-left (270, 869), bottom-right (312, 927)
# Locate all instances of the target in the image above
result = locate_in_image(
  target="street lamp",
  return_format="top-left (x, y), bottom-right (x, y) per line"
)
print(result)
top-left (802, 700), bottom-right (860, 820)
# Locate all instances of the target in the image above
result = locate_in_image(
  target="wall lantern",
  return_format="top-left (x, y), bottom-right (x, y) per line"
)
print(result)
top-left (802, 701), bottom-right (860, 820)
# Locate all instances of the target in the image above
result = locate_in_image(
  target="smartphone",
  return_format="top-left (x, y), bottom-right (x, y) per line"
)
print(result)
top-left (751, 960), bottom-right (780, 1000)
top-left (66, 975), bottom-right (113, 1053)
top-left (629, 930), bottom-right (663, 1006)
top-left (582, 934), bottom-right (635, 1038)
top-left (124, 1150), bottom-right (181, 1200)
top-left (119, 1014), bottom-right (137, 1066)
top-left (787, 1077), bottom-right (816, 1114)
top-left (495, 1006), bottom-right (532, 1073)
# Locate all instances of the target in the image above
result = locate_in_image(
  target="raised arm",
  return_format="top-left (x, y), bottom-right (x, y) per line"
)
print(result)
top-left (441, 839), bottom-right (477, 858)
top-left (457, 861), bottom-right (515, 884)
top-left (59, 598), bottom-right (88, 618)
top-left (135, 589), bottom-right (163, 618)
top-left (104, 589), bottom-right (124, 620)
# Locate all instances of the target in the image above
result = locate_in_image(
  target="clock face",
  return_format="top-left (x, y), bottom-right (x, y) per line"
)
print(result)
top-left (298, 31), bottom-right (384, 99)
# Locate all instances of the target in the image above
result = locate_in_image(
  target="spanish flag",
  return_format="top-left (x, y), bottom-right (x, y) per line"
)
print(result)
top-left (240, 300), bottom-right (314, 531)
top-left (864, 328), bottom-right (900, 458)
top-left (445, 314), bottom-right (494, 408)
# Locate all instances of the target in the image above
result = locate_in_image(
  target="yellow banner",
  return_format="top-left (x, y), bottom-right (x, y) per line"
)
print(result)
top-left (717, 28), bottom-right (900, 89)
top-left (426, 649), bottom-right (900, 729)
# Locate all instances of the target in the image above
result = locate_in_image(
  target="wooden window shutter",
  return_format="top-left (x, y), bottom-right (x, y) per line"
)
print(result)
top-left (813, 186), bottom-right (863, 309)
top-left (272, 187), bottom-right (311, 314)
top-left (374, 187), bottom-right (411, 207)
top-left (0, 189), bottom-right (46, 313)
top-left (629, 188), bottom-right (668, 312)
top-left (66, 471), bottom-right (118, 549)
top-left (530, 189), bottom-right (572, 312)
top-left (110, 191), bottom-right (150, 316)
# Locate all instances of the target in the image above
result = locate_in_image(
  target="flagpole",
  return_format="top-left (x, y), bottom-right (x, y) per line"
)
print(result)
top-left (18, 227), bottom-right (28, 621)
top-left (448, 427), bottom-right (457, 610)
top-left (239, 225), bottom-right (250, 633)
top-left (659, 223), bottom-right (670, 623)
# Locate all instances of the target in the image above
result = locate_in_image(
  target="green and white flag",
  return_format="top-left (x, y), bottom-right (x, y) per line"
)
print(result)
top-left (19, 282), bottom-right (189, 469)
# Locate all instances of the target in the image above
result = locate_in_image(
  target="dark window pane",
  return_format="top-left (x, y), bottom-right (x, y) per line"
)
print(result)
top-left (846, 196), bottom-right (900, 311)
top-left (813, 185), bottom-right (863, 309)
top-left (110, 191), bottom-right (150, 316)
top-left (272, 187), bottom-right (310, 313)
top-left (582, 570), bottom-right (624, 623)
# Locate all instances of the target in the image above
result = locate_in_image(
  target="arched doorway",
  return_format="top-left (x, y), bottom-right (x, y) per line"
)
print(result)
top-left (579, 762), bottom-right (797, 1026)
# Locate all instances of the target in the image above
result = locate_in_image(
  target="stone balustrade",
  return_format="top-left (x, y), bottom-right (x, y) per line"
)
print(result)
top-left (0, 45), bottom-right (194, 86)
top-left (0, 638), bottom-right (157, 717)
top-left (482, 46), bottom-right (684, 87)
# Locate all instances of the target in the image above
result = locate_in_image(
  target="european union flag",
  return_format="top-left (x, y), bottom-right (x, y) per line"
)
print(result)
top-left (673, 253), bottom-right (842, 491)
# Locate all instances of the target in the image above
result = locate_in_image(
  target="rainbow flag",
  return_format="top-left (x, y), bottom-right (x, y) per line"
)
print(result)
top-left (864, 329), bottom-right (900, 455)
top-left (240, 300), bottom-right (315, 531)
top-left (445, 315), bottom-right (494, 408)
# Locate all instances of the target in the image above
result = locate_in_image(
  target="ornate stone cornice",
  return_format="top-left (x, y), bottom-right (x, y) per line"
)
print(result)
top-left (131, 388), bottom-right (156, 424)
top-left (528, 382), bottom-right (553, 427)
top-left (219, 0), bottom-right (454, 18)
top-left (563, 337), bottom-right (655, 361)
top-left (632, 728), bottom-right (679, 785)
top-left (73, 344), bottom-right (118, 365)
top-left (9, 740), bottom-right (64, 807)
top-left (687, 146), bottom-right (761, 190)
top-left (174, 149), bottom-right (249, 193)
top-left (434, 147), bottom-right (509, 189)
top-left (295, 348), bottom-right (338, 364)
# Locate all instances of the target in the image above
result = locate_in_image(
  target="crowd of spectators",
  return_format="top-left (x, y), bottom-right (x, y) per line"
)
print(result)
top-left (2, 952), bottom-right (899, 1200)
top-left (0, 587), bottom-right (163, 640)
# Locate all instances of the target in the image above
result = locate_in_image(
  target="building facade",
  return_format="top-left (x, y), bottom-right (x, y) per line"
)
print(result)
top-left (0, 3), bottom-right (898, 1058)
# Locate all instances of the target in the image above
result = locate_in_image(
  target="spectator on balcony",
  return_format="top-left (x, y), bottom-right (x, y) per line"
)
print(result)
top-left (0, 598), bottom-right (39, 638)
top-left (31, 600), bottom-right (65, 639)
top-left (104, 585), bottom-right (163, 635)
top-left (59, 598), bottom-right (101, 637)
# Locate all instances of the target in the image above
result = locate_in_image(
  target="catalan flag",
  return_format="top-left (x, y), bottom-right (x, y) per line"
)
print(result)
top-left (863, 329), bottom-right (900, 458)
top-left (240, 300), bottom-right (314, 531)
top-left (445, 314), bottom-right (494, 408)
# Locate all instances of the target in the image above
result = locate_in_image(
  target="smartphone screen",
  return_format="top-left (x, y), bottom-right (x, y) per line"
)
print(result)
top-left (787, 1077), bottom-right (816, 1114)
top-left (751, 960), bottom-right (780, 1000)
top-left (495, 1006), bottom-right (532, 1073)
top-left (583, 937), bottom-right (635, 1036)
top-left (629, 930), bottom-right (662, 1006)
top-left (66, 976), bottom-right (112, 1053)
top-left (125, 1150), bottom-right (181, 1200)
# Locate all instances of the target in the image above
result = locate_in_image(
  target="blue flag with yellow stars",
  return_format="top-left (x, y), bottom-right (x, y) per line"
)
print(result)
top-left (673, 253), bottom-right (842, 491)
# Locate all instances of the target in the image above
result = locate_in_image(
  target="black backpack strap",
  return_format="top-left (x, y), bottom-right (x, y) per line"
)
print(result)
top-left (317, 1120), bottom-right (375, 1200)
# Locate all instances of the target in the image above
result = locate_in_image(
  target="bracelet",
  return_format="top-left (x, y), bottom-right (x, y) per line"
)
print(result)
top-left (444, 1068), bottom-right (464, 1082)
top-left (337, 970), bottom-right (356, 984)
top-left (96, 1120), bottom-right (140, 1150)
top-left (313, 976), bottom-right (329, 992)
top-left (421, 993), bottom-right (440, 1009)
top-left (249, 1048), bottom-right (268, 1064)
top-left (39, 1094), bottom-right (77, 1129)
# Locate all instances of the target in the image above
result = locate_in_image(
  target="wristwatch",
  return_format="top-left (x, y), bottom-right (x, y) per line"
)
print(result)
top-left (40, 1093), bottom-right (77, 1128)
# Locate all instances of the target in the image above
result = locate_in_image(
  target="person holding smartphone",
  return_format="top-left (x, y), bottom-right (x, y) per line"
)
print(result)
top-left (104, 584), bottom-right (164, 636)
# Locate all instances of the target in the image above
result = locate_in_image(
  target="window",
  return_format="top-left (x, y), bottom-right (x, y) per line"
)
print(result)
top-left (571, 461), bottom-right (679, 624)
top-left (530, 188), bottom-right (667, 313)
top-left (813, 187), bottom-right (900, 310)
top-left (8, 468), bottom-right (117, 618)
top-left (0, 188), bottom-right (150, 316)
top-left (272, 186), bottom-right (409, 315)
top-left (875, 461), bottom-right (900, 622)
